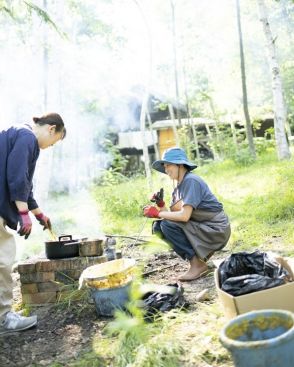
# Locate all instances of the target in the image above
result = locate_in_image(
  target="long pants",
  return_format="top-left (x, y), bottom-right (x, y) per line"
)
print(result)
top-left (0, 217), bottom-right (16, 318)
top-left (152, 220), bottom-right (195, 260)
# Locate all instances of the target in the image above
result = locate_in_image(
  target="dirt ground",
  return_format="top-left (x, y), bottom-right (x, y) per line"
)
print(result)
top-left (0, 248), bottom-right (227, 367)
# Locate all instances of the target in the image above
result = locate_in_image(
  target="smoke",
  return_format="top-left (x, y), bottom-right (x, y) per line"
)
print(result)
top-left (2, 0), bottom-right (289, 259)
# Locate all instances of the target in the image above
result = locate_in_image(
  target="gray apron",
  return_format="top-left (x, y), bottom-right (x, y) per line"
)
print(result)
top-left (172, 208), bottom-right (231, 261)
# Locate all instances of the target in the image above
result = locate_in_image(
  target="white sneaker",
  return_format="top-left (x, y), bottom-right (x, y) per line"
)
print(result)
top-left (0, 311), bottom-right (37, 335)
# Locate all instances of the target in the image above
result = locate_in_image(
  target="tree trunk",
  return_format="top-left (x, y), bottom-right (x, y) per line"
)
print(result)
top-left (43, 0), bottom-right (48, 110)
top-left (133, 0), bottom-right (153, 189)
top-left (236, 0), bottom-right (256, 158)
top-left (168, 103), bottom-right (180, 146)
top-left (207, 97), bottom-right (222, 160)
top-left (182, 48), bottom-right (201, 165)
top-left (147, 109), bottom-right (160, 160)
top-left (140, 94), bottom-right (152, 189)
top-left (230, 120), bottom-right (238, 148)
top-left (257, 0), bottom-right (291, 160)
top-left (205, 123), bottom-right (218, 160)
top-left (170, 0), bottom-right (181, 126)
top-left (35, 0), bottom-right (52, 202)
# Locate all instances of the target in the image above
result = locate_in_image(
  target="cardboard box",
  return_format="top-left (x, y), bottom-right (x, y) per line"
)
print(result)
top-left (215, 257), bottom-right (294, 319)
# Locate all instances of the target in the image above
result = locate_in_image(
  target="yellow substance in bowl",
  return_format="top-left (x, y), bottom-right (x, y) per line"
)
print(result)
top-left (80, 258), bottom-right (136, 290)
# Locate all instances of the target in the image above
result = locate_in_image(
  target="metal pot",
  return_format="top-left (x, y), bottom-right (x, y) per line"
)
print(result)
top-left (79, 238), bottom-right (104, 257)
top-left (45, 235), bottom-right (80, 259)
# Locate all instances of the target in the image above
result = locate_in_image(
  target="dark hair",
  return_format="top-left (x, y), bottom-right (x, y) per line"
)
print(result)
top-left (33, 113), bottom-right (66, 139)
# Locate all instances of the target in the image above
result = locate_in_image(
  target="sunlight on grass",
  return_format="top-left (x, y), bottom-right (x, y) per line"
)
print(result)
top-left (84, 153), bottom-right (294, 367)
top-left (23, 153), bottom-right (294, 367)
top-left (168, 305), bottom-right (233, 367)
top-left (90, 303), bottom-right (233, 367)
top-left (92, 153), bottom-right (294, 253)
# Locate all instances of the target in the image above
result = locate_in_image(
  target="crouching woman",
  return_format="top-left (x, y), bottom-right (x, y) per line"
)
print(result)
top-left (143, 147), bottom-right (231, 281)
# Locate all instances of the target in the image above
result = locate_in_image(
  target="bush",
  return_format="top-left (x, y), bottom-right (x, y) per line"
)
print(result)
top-left (92, 176), bottom-right (149, 233)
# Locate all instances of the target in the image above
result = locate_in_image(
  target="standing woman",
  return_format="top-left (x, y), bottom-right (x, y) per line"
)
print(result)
top-left (143, 147), bottom-right (231, 281)
top-left (0, 113), bottom-right (66, 334)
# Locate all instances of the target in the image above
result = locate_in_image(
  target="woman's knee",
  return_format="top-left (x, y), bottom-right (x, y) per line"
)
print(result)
top-left (152, 220), bottom-right (163, 236)
top-left (160, 220), bottom-right (181, 236)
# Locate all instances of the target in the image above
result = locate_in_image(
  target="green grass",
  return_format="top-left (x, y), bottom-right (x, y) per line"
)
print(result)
top-left (85, 152), bottom-right (294, 367)
top-left (92, 152), bottom-right (294, 254)
top-left (46, 151), bottom-right (294, 367)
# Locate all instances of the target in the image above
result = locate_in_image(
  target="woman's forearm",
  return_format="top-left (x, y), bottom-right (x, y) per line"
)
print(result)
top-left (158, 207), bottom-right (192, 222)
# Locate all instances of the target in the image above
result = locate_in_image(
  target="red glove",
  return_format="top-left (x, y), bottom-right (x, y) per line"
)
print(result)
top-left (143, 205), bottom-right (160, 218)
top-left (150, 188), bottom-right (165, 208)
top-left (35, 213), bottom-right (52, 231)
top-left (18, 210), bottom-right (32, 239)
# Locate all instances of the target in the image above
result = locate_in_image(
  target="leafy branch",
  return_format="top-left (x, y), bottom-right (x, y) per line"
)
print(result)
top-left (24, 1), bottom-right (66, 37)
top-left (0, 0), bottom-right (66, 38)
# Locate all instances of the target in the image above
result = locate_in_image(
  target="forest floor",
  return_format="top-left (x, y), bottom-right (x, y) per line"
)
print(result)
top-left (0, 247), bottom-right (228, 367)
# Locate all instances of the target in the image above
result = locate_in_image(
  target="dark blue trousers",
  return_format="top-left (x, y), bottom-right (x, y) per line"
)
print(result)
top-left (152, 220), bottom-right (195, 260)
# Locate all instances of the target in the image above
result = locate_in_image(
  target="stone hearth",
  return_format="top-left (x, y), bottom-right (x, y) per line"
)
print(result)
top-left (18, 255), bottom-right (107, 305)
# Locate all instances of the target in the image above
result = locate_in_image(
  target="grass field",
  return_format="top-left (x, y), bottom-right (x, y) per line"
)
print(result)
top-left (86, 151), bottom-right (294, 367)
top-left (20, 151), bottom-right (294, 366)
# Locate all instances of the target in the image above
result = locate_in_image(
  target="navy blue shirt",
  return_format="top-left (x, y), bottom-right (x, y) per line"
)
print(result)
top-left (0, 125), bottom-right (40, 229)
top-left (171, 172), bottom-right (223, 212)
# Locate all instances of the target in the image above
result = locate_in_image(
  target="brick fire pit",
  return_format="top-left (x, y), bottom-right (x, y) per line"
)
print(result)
top-left (17, 239), bottom-right (108, 305)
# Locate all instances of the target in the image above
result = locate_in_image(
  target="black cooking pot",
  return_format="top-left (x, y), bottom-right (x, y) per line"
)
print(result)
top-left (45, 235), bottom-right (80, 259)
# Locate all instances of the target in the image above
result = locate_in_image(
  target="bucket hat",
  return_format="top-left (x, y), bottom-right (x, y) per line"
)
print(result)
top-left (152, 147), bottom-right (197, 174)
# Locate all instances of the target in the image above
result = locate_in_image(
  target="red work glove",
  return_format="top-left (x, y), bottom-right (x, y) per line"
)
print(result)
top-left (18, 210), bottom-right (32, 239)
top-left (150, 188), bottom-right (165, 208)
top-left (143, 205), bottom-right (160, 218)
top-left (35, 213), bottom-right (52, 231)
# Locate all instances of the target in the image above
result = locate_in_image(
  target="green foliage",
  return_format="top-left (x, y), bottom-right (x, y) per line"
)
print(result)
top-left (24, 1), bottom-right (64, 36)
top-left (68, 0), bottom-right (125, 48)
top-left (209, 130), bottom-right (256, 167)
top-left (178, 125), bottom-right (195, 160)
top-left (95, 139), bottom-right (129, 187)
top-left (67, 352), bottom-right (105, 367)
top-left (0, 0), bottom-right (64, 36)
top-left (105, 139), bottom-right (128, 172)
top-left (212, 130), bottom-right (275, 167)
top-left (282, 60), bottom-right (294, 126)
top-left (231, 143), bottom-right (256, 166)
top-left (92, 175), bottom-right (149, 233)
top-left (97, 167), bottom-right (129, 187)
top-left (56, 152), bottom-right (294, 367)
top-left (93, 150), bottom-right (294, 249)
top-left (253, 137), bottom-right (276, 155)
top-left (104, 278), bottom-right (183, 367)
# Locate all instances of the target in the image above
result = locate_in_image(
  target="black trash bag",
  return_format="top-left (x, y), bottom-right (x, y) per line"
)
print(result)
top-left (221, 274), bottom-right (285, 296)
top-left (142, 283), bottom-right (188, 320)
top-left (218, 251), bottom-right (289, 296)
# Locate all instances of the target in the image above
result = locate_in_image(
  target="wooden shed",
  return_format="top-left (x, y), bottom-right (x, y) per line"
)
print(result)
top-left (152, 117), bottom-right (223, 158)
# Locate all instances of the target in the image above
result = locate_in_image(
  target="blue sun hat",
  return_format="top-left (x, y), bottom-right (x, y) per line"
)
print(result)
top-left (152, 147), bottom-right (197, 174)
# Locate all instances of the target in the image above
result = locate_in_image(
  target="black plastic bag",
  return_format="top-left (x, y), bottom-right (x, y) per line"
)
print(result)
top-left (218, 251), bottom-right (289, 296)
top-left (221, 274), bottom-right (285, 296)
top-left (142, 283), bottom-right (188, 319)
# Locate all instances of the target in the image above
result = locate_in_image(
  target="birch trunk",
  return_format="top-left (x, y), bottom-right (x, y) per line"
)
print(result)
top-left (257, 0), bottom-right (291, 160)
top-left (147, 109), bottom-right (159, 160)
top-left (170, 0), bottom-right (181, 126)
top-left (168, 103), bottom-right (180, 146)
top-left (182, 49), bottom-right (201, 165)
top-left (133, 0), bottom-right (152, 189)
top-left (35, 0), bottom-right (53, 202)
top-left (140, 95), bottom-right (152, 189)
